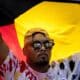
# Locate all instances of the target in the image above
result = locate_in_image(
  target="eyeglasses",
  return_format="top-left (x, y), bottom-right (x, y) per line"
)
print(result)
top-left (31, 40), bottom-right (54, 50)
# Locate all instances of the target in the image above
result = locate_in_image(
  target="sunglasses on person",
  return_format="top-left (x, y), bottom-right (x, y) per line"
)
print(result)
top-left (31, 39), bottom-right (54, 50)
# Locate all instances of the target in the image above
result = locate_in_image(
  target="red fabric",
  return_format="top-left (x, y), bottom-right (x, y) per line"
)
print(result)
top-left (0, 52), bottom-right (36, 80)
top-left (0, 76), bottom-right (4, 80)
top-left (0, 24), bottom-right (26, 61)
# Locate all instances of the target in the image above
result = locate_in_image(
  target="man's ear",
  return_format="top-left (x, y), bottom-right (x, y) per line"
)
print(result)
top-left (23, 46), bottom-right (28, 56)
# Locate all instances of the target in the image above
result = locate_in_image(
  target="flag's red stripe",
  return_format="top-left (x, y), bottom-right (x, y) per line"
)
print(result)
top-left (0, 24), bottom-right (26, 61)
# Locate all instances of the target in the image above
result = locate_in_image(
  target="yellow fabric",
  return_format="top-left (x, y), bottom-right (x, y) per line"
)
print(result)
top-left (14, 1), bottom-right (80, 62)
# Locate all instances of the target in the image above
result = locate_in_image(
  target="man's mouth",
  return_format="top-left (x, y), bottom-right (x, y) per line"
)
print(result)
top-left (38, 53), bottom-right (48, 58)
top-left (38, 54), bottom-right (48, 61)
top-left (36, 54), bottom-right (48, 63)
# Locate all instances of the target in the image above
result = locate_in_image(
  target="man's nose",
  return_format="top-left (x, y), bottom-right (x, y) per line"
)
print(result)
top-left (41, 45), bottom-right (46, 51)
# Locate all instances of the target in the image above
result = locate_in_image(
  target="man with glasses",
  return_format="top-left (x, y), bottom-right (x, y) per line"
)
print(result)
top-left (23, 28), bottom-right (55, 80)
top-left (0, 28), bottom-right (55, 80)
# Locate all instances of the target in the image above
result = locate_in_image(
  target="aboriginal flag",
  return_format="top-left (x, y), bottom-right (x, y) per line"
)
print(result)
top-left (0, 0), bottom-right (80, 62)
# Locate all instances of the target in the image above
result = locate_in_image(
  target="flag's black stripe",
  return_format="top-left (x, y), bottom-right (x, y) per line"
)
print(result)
top-left (0, 0), bottom-right (42, 26)
top-left (0, 0), bottom-right (80, 26)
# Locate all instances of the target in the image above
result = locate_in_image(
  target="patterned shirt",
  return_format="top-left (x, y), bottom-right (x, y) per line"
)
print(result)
top-left (0, 51), bottom-right (80, 80)
top-left (0, 51), bottom-right (58, 80)
top-left (0, 51), bottom-right (36, 80)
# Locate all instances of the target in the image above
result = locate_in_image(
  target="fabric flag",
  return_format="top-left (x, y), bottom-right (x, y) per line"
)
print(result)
top-left (15, 1), bottom-right (80, 62)
top-left (0, 24), bottom-right (26, 61)
top-left (0, 1), bottom-right (80, 63)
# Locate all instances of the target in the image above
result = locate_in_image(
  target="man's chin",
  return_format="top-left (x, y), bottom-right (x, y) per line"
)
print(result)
top-left (35, 61), bottom-right (49, 67)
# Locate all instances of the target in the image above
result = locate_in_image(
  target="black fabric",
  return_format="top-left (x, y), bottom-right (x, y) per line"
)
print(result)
top-left (69, 60), bottom-right (75, 72)
top-left (0, 0), bottom-right (80, 26)
top-left (46, 0), bottom-right (80, 2)
top-left (78, 75), bottom-right (80, 80)
top-left (59, 62), bottom-right (65, 70)
top-left (0, 0), bottom-right (42, 26)
top-left (72, 74), bottom-right (77, 80)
